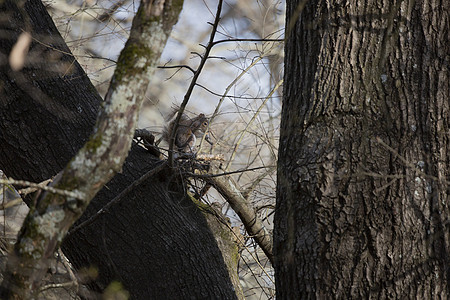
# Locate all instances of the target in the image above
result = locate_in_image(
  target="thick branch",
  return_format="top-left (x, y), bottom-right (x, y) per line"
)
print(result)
top-left (0, 0), bottom-right (183, 298)
top-left (205, 165), bottom-right (274, 264)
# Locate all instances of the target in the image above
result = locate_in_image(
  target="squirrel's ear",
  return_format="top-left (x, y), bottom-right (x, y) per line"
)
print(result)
top-left (198, 113), bottom-right (205, 118)
top-left (164, 107), bottom-right (178, 122)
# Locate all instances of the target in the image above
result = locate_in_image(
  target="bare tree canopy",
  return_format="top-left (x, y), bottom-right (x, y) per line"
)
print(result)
top-left (0, 0), bottom-right (246, 298)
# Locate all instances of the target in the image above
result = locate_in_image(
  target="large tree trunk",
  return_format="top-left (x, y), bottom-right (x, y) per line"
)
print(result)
top-left (63, 145), bottom-right (238, 299)
top-left (275, 0), bottom-right (449, 298)
top-left (0, 0), bottom-right (101, 182)
top-left (0, 0), bottom-right (238, 298)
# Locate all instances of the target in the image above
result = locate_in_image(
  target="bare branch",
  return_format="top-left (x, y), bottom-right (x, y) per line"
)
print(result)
top-left (225, 79), bottom-right (283, 171)
top-left (97, 0), bottom-right (127, 22)
top-left (158, 64), bottom-right (196, 74)
top-left (197, 56), bottom-right (264, 153)
top-left (195, 83), bottom-right (281, 100)
top-left (211, 38), bottom-right (284, 46)
top-left (0, 177), bottom-right (81, 199)
top-left (242, 165), bottom-right (276, 200)
top-left (188, 166), bottom-right (274, 178)
top-left (168, 0), bottom-right (224, 166)
top-left (18, 179), bottom-right (53, 196)
top-left (204, 165), bottom-right (273, 264)
top-left (67, 161), bottom-right (168, 237)
top-left (196, 154), bottom-right (225, 161)
top-left (1, 0), bottom-right (183, 297)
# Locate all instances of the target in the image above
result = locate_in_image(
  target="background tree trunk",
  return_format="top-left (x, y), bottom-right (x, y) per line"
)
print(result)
top-left (0, 0), bottom-right (101, 182)
top-left (0, 0), bottom-right (238, 298)
top-left (275, 0), bottom-right (449, 298)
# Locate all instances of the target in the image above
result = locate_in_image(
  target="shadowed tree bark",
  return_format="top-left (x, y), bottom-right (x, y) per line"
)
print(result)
top-left (63, 145), bottom-right (238, 299)
top-left (0, 0), bottom-right (101, 182)
top-left (275, 0), bottom-right (449, 298)
top-left (0, 0), bottom-right (238, 298)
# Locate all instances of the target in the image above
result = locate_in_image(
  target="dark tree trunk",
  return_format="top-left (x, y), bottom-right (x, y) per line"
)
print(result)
top-left (63, 145), bottom-right (237, 299)
top-left (275, 0), bottom-right (449, 298)
top-left (0, 0), bottom-right (237, 298)
top-left (0, 0), bottom-right (101, 182)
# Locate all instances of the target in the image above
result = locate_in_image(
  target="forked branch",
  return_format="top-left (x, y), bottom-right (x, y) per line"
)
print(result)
top-left (0, 0), bottom-right (183, 297)
top-left (168, 0), bottom-right (223, 165)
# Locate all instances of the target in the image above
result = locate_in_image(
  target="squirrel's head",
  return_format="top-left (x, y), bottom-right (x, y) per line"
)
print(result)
top-left (192, 113), bottom-right (208, 130)
top-left (198, 114), bottom-right (209, 131)
top-left (192, 113), bottom-right (213, 145)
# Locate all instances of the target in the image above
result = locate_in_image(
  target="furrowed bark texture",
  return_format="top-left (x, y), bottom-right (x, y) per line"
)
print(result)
top-left (275, 0), bottom-right (449, 298)
top-left (0, 0), bottom-right (101, 182)
top-left (0, 0), bottom-right (183, 297)
top-left (63, 145), bottom-right (238, 299)
top-left (0, 1), bottom-right (238, 298)
top-left (193, 198), bottom-right (245, 300)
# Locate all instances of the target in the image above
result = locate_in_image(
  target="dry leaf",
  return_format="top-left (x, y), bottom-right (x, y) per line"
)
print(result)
top-left (9, 32), bottom-right (32, 71)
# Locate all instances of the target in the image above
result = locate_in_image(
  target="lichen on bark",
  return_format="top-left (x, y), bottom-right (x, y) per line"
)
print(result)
top-left (0, 0), bottom-right (184, 298)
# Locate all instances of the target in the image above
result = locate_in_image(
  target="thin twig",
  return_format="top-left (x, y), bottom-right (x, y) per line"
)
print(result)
top-left (187, 165), bottom-right (275, 178)
top-left (195, 83), bottom-right (281, 100)
top-left (58, 249), bottom-right (79, 292)
top-left (211, 38), bottom-right (283, 46)
top-left (168, 0), bottom-right (224, 166)
top-left (196, 153), bottom-right (225, 161)
top-left (0, 178), bottom-right (84, 200)
top-left (197, 56), bottom-right (263, 153)
top-left (225, 79), bottom-right (283, 171)
top-left (158, 64), bottom-right (195, 74)
top-left (204, 165), bottom-right (274, 264)
top-left (38, 281), bottom-right (77, 293)
top-left (67, 161), bottom-right (168, 237)
top-left (0, 198), bottom-right (23, 210)
top-left (97, 0), bottom-right (127, 22)
top-left (19, 178), bottom-right (52, 196)
top-left (242, 165), bottom-right (276, 200)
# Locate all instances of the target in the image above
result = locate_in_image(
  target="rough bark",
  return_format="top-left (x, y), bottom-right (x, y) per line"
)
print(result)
top-left (63, 145), bottom-right (238, 299)
top-left (0, 0), bottom-right (101, 183)
top-left (0, 0), bottom-right (183, 296)
top-left (275, 0), bottom-right (449, 298)
top-left (0, 0), bottom-right (238, 298)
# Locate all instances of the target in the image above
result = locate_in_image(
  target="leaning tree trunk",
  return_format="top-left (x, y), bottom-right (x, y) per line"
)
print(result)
top-left (275, 0), bottom-right (449, 298)
top-left (0, 0), bottom-right (101, 182)
top-left (0, 0), bottom-right (238, 298)
top-left (62, 145), bottom-right (239, 299)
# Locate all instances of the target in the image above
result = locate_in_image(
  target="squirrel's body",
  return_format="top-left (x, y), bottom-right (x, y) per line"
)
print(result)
top-left (163, 112), bottom-right (212, 153)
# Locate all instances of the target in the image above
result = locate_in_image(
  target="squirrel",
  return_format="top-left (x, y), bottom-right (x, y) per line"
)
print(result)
top-left (163, 112), bottom-right (213, 153)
